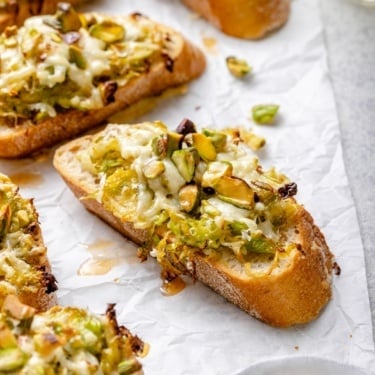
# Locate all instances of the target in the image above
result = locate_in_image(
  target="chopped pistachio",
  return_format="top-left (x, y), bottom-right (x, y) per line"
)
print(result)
top-left (179, 184), bottom-right (199, 213)
top-left (152, 132), bottom-right (183, 158)
top-left (184, 133), bottom-right (217, 162)
top-left (201, 161), bottom-right (233, 187)
top-left (171, 148), bottom-right (198, 182)
top-left (252, 104), bottom-right (279, 125)
top-left (214, 176), bottom-right (254, 209)
top-left (226, 56), bottom-right (251, 78)
top-left (89, 21), bottom-right (125, 43)
top-left (202, 128), bottom-right (227, 152)
top-left (143, 160), bottom-right (165, 179)
top-left (56, 3), bottom-right (82, 33)
top-left (239, 129), bottom-right (266, 151)
top-left (68, 45), bottom-right (86, 69)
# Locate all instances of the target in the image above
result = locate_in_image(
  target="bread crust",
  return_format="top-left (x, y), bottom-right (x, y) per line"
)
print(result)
top-left (0, 175), bottom-right (57, 311)
top-left (54, 135), bottom-right (334, 327)
top-left (182, 0), bottom-right (291, 39)
top-left (192, 209), bottom-right (333, 327)
top-left (0, 0), bottom-right (83, 32)
top-left (0, 18), bottom-right (206, 158)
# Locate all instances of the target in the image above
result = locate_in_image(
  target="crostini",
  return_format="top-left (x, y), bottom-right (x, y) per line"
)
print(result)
top-left (54, 120), bottom-right (334, 327)
top-left (0, 4), bottom-right (205, 157)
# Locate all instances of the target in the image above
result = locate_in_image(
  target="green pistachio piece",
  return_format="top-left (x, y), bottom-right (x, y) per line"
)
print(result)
top-left (226, 56), bottom-right (251, 78)
top-left (69, 45), bottom-right (87, 69)
top-left (56, 2), bottom-right (82, 33)
top-left (118, 358), bottom-right (142, 374)
top-left (239, 129), bottom-right (266, 151)
top-left (214, 176), bottom-right (254, 209)
top-left (89, 21), bottom-right (125, 43)
top-left (185, 133), bottom-right (217, 162)
top-left (202, 128), bottom-right (227, 152)
top-left (0, 348), bottom-right (27, 372)
top-left (171, 148), bottom-right (199, 182)
top-left (179, 184), bottom-right (199, 213)
top-left (252, 104), bottom-right (279, 125)
top-left (152, 133), bottom-right (183, 158)
top-left (245, 232), bottom-right (276, 254)
top-left (201, 161), bottom-right (233, 188)
top-left (143, 160), bottom-right (165, 179)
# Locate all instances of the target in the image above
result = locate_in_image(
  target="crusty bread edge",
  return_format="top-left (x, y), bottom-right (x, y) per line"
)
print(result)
top-left (182, 0), bottom-right (291, 39)
top-left (193, 208), bottom-right (333, 327)
top-left (19, 219), bottom-right (58, 311)
top-left (54, 136), bottom-right (334, 327)
top-left (1, 182), bottom-right (58, 311)
top-left (0, 22), bottom-right (206, 158)
top-left (0, 0), bottom-right (84, 33)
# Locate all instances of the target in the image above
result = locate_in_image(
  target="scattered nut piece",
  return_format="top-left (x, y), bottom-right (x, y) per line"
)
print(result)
top-left (252, 104), bottom-right (279, 125)
top-left (226, 56), bottom-right (252, 78)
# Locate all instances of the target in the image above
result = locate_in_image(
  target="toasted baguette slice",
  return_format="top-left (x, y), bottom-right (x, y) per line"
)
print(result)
top-left (53, 120), bottom-right (334, 327)
top-left (0, 6), bottom-right (205, 158)
top-left (182, 0), bottom-right (291, 39)
top-left (0, 295), bottom-right (145, 374)
top-left (0, 173), bottom-right (57, 311)
top-left (0, 0), bottom-right (84, 32)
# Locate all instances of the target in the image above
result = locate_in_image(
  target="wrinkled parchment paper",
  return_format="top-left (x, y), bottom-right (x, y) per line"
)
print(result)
top-left (1, 0), bottom-right (375, 373)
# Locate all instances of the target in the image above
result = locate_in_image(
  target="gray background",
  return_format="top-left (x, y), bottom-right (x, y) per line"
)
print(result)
top-left (320, 0), bottom-right (375, 339)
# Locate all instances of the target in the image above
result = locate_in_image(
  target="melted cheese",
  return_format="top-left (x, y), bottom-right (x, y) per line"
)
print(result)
top-left (0, 12), bottom-right (169, 119)
top-left (0, 174), bottom-right (46, 301)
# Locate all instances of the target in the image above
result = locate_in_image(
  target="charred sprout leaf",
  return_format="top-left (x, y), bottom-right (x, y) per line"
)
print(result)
top-left (89, 21), bottom-right (125, 43)
top-left (0, 348), bottom-right (27, 372)
top-left (118, 358), bottom-right (142, 374)
top-left (228, 221), bottom-right (248, 236)
top-left (245, 232), bottom-right (276, 254)
top-left (178, 184), bottom-right (199, 213)
top-left (226, 56), bottom-right (251, 78)
top-left (252, 104), bottom-right (279, 125)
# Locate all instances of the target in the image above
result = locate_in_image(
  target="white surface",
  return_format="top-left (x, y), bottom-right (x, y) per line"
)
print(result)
top-left (0, 0), bottom-right (375, 374)
top-left (319, 0), bottom-right (375, 340)
top-left (239, 357), bottom-right (374, 375)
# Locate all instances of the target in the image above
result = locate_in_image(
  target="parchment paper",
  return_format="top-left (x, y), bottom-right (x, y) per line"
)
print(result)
top-left (1, 0), bottom-right (374, 373)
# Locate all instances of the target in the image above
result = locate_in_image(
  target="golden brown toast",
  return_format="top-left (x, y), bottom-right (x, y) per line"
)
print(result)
top-left (0, 0), bottom-right (83, 32)
top-left (0, 6), bottom-right (205, 158)
top-left (53, 120), bottom-right (334, 327)
top-left (0, 173), bottom-right (57, 311)
top-left (182, 0), bottom-right (291, 39)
